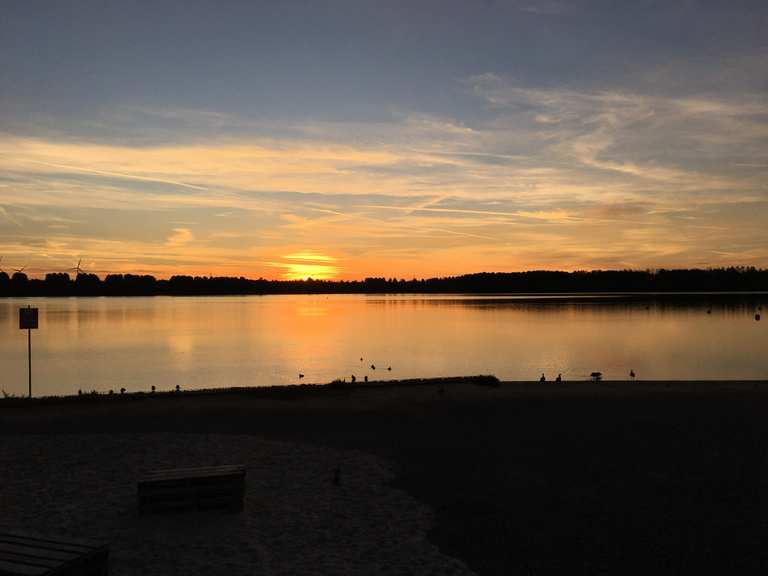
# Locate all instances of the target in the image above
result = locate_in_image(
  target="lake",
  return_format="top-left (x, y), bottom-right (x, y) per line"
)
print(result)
top-left (1, 294), bottom-right (766, 397)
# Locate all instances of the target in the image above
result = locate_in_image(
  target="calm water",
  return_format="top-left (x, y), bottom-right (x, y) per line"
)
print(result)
top-left (1, 294), bottom-right (766, 397)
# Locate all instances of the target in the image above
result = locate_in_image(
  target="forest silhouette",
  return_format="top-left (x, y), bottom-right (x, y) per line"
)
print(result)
top-left (1, 267), bottom-right (767, 297)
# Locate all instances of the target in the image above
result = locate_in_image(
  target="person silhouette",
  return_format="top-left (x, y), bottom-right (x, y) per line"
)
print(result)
top-left (539, 373), bottom-right (546, 383)
top-left (555, 373), bottom-right (562, 382)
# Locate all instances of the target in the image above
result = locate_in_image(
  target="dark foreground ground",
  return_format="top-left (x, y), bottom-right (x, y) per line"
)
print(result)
top-left (3, 378), bottom-right (768, 575)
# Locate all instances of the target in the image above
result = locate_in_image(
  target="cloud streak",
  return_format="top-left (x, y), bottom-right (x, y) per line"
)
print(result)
top-left (1, 60), bottom-right (768, 278)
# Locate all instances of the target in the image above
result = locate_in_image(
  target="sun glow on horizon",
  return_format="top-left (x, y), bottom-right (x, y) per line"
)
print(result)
top-left (279, 263), bottom-right (339, 280)
top-left (2, 3), bottom-right (768, 276)
top-left (271, 251), bottom-right (340, 280)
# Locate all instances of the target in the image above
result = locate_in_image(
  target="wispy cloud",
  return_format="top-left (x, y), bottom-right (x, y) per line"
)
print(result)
top-left (166, 228), bottom-right (195, 247)
top-left (2, 69), bottom-right (768, 277)
top-left (283, 251), bottom-right (338, 262)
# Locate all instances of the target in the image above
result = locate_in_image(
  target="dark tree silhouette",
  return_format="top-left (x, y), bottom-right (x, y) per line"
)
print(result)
top-left (1, 267), bottom-right (767, 297)
top-left (44, 273), bottom-right (71, 296)
top-left (9, 272), bottom-right (29, 296)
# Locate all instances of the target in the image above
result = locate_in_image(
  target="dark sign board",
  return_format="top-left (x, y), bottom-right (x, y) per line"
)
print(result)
top-left (19, 307), bottom-right (39, 330)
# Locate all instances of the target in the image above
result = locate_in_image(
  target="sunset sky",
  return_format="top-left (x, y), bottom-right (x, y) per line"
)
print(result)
top-left (1, 1), bottom-right (767, 280)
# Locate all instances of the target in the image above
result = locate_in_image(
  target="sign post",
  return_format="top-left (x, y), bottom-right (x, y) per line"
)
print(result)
top-left (19, 306), bottom-right (38, 398)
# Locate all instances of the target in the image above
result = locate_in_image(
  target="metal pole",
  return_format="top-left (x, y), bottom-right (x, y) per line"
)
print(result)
top-left (28, 327), bottom-right (31, 399)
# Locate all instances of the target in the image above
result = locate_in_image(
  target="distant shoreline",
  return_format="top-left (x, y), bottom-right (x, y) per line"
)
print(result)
top-left (4, 375), bottom-right (768, 404)
top-left (3, 268), bottom-right (768, 297)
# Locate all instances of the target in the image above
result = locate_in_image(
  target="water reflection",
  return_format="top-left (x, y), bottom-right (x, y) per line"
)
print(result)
top-left (368, 294), bottom-right (768, 311)
top-left (0, 294), bottom-right (766, 397)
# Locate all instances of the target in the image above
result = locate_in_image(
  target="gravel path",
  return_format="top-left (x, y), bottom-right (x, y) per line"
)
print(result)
top-left (0, 434), bottom-right (474, 575)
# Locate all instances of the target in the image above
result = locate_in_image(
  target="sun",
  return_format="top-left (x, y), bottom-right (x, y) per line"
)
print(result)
top-left (279, 252), bottom-right (340, 280)
top-left (282, 263), bottom-right (339, 280)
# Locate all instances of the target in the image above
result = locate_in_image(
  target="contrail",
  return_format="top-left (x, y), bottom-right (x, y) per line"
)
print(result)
top-left (0, 205), bottom-right (21, 226)
top-left (22, 159), bottom-right (210, 192)
top-left (307, 205), bottom-right (496, 241)
top-left (364, 204), bottom-right (522, 218)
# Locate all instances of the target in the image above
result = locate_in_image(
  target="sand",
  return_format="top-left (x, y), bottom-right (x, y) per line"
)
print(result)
top-left (5, 378), bottom-right (768, 574)
top-left (0, 433), bottom-right (473, 576)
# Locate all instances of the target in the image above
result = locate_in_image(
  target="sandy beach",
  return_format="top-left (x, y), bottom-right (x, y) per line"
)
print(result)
top-left (0, 432), bottom-right (472, 575)
top-left (4, 378), bottom-right (768, 574)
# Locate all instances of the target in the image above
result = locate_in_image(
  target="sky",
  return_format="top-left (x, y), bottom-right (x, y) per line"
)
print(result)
top-left (1, 1), bottom-right (767, 280)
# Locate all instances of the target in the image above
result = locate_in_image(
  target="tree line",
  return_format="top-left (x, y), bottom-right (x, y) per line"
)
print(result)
top-left (1, 267), bottom-right (767, 297)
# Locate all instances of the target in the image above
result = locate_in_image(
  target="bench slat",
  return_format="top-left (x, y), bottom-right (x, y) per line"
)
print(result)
top-left (0, 559), bottom-right (50, 576)
top-left (0, 533), bottom-right (102, 553)
top-left (0, 542), bottom-right (78, 562)
top-left (140, 466), bottom-right (245, 482)
top-left (0, 531), bottom-right (108, 576)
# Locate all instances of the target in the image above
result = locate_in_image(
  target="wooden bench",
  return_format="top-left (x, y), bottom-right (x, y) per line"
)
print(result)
top-left (0, 530), bottom-right (108, 576)
top-left (137, 465), bottom-right (246, 514)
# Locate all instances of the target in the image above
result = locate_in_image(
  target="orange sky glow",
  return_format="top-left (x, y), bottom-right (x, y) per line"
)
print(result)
top-left (2, 3), bottom-right (767, 280)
